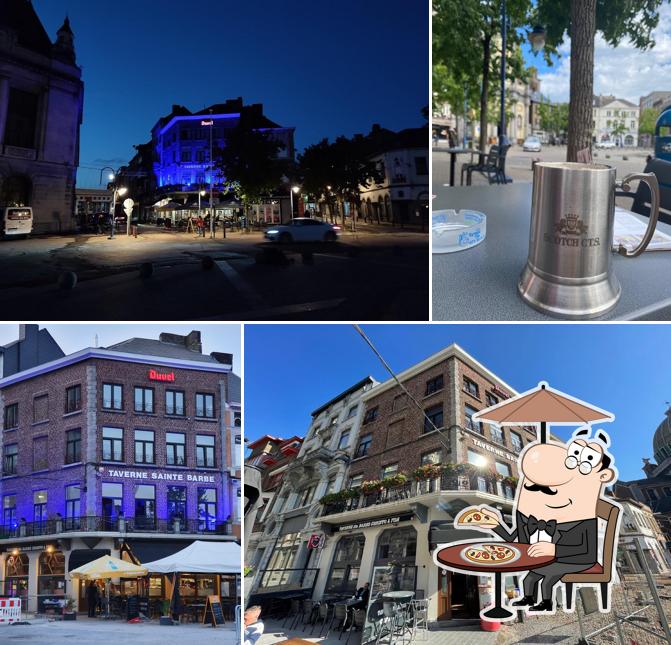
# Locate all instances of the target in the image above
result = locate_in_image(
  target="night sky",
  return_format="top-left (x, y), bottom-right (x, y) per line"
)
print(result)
top-left (33, 0), bottom-right (429, 188)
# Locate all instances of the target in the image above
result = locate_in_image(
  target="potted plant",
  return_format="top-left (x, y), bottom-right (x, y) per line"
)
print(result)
top-left (62, 596), bottom-right (76, 620)
top-left (361, 479), bottom-right (383, 494)
top-left (412, 464), bottom-right (442, 481)
top-left (381, 473), bottom-right (408, 489)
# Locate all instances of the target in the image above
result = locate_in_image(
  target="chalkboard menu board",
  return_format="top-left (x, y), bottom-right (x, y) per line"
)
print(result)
top-left (138, 596), bottom-right (149, 617)
top-left (203, 595), bottom-right (225, 627)
top-left (126, 595), bottom-right (140, 620)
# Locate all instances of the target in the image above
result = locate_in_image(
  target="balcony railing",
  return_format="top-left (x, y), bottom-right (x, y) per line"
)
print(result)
top-left (0, 516), bottom-right (232, 540)
top-left (322, 473), bottom-right (514, 516)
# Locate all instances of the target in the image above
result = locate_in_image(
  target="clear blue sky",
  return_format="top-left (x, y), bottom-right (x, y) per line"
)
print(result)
top-left (0, 324), bottom-right (241, 373)
top-left (33, 0), bottom-right (429, 188)
top-left (245, 324), bottom-right (671, 482)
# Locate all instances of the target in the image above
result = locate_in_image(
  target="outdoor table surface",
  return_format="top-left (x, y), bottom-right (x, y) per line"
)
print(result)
top-left (432, 182), bottom-right (671, 320)
top-left (381, 591), bottom-right (415, 599)
top-left (435, 540), bottom-right (555, 574)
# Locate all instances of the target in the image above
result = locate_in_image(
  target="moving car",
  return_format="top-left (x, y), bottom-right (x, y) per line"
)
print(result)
top-left (522, 135), bottom-right (542, 152)
top-left (596, 140), bottom-right (616, 149)
top-left (264, 218), bottom-right (340, 243)
top-left (1, 206), bottom-right (33, 238)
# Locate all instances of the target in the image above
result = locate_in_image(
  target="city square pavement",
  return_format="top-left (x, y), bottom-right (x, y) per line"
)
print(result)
top-left (256, 618), bottom-right (498, 645)
top-left (433, 141), bottom-right (654, 198)
top-left (0, 616), bottom-right (238, 644)
top-left (0, 225), bottom-right (428, 320)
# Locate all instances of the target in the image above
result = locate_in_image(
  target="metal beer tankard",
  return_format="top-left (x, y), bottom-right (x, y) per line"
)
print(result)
top-left (518, 162), bottom-right (661, 319)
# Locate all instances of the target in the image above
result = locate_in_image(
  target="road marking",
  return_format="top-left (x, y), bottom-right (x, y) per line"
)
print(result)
top-left (214, 260), bottom-right (265, 309)
top-left (198, 298), bottom-right (346, 320)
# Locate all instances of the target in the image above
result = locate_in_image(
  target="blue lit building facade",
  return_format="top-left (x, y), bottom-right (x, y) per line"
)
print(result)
top-left (0, 330), bottom-right (241, 614)
top-left (150, 98), bottom-right (294, 203)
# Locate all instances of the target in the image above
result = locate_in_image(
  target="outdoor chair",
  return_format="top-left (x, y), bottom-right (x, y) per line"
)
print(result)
top-left (411, 599), bottom-right (429, 642)
top-left (291, 599), bottom-right (315, 630)
top-left (562, 499), bottom-right (621, 611)
top-left (344, 609), bottom-right (367, 645)
top-left (615, 157), bottom-right (671, 226)
top-left (461, 145), bottom-right (511, 186)
top-left (311, 601), bottom-right (333, 636)
top-left (283, 598), bottom-right (301, 627)
top-left (324, 602), bottom-right (349, 640)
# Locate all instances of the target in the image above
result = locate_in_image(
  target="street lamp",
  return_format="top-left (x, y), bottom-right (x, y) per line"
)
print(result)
top-left (100, 167), bottom-right (126, 240)
top-left (499, 0), bottom-right (508, 146)
top-left (198, 189), bottom-right (206, 221)
top-left (529, 25), bottom-right (546, 53)
top-left (290, 185), bottom-right (300, 218)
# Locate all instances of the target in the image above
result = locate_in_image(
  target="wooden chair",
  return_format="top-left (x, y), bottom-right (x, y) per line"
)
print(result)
top-left (615, 157), bottom-right (671, 225)
top-left (562, 498), bottom-right (621, 611)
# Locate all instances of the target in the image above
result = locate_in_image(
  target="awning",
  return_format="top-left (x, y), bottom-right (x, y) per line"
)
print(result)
top-left (143, 540), bottom-right (240, 574)
top-left (68, 549), bottom-right (110, 572)
top-left (125, 540), bottom-right (193, 564)
top-left (429, 522), bottom-right (490, 550)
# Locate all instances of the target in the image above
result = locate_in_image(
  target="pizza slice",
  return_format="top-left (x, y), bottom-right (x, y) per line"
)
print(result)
top-left (456, 507), bottom-right (499, 528)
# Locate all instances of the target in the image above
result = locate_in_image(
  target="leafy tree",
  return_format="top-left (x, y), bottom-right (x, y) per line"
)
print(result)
top-left (611, 121), bottom-right (627, 143)
top-left (214, 125), bottom-right (286, 224)
top-left (639, 107), bottom-right (659, 137)
top-left (433, 0), bottom-right (531, 150)
top-left (538, 102), bottom-right (569, 136)
top-left (299, 136), bottom-right (383, 226)
top-left (533, 0), bottom-right (668, 161)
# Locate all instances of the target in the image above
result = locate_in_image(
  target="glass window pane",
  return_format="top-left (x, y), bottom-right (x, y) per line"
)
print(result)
top-left (167, 433), bottom-right (185, 444)
top-left (102, 483), bottom-right (123, 497)
top-left (135, 485), bottom-right (155, 499)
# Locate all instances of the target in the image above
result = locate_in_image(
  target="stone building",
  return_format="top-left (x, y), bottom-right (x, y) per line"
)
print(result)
top-left (640, 91), bottom-right (671, 113)
top-left (615, 497), bottom-right (670, 574)
top-left (0, 329), bottom-right (240, 613)
top-left (358, 125), bottom-right (429, 230)
top-left (592, 95), bottom-right (639, 146)
top-left (247, 377), bottom-right (376, 600)
top-left (0, 0), bottom-right (84, 232)
top-left (615, 407), bottom-right (671, 550)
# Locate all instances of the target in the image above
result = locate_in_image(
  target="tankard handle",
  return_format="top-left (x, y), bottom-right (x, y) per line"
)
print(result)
top-left (615, 172), bottom-right (660, 258)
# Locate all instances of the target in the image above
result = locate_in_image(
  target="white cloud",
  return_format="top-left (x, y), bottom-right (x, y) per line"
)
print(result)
top-left (538, 3), bottom-right (671, 103)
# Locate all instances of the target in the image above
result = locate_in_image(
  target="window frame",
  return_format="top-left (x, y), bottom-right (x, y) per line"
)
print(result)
top-left (355, 434), bottom-right (373, 458)
top-left (4, 403), bottom-right (18, 430)
top-left (134, 386), bottom-right (154, 414)
top-left (196, 434), bottom-right (216, 468)
top-left (362, 407), bottom-right (379, 425)
top-left (423, 403), bottom-right (444, 433)
top-left (102, 383), bottom-right (124, 411)
top-left (165, 389), bottom-right (185, 416)
top-left (65, 385), bottom-right (82, 414)
top-left (195, 392), bottom-right (215, 419)
top-left (463, 376), bottom-right (480, 399)
top-left (65, 429), bottom-right (82, 464)
top-left (425, 374), bottom-right (444, 396)
top-left (3, 443), bottom-right (18, 475)
top-left (166, 432), bottom-right (186, 466)
top-left (134, 429), bottom-right (155, 465)
top-left (102, 426), bottom-right (124, 462)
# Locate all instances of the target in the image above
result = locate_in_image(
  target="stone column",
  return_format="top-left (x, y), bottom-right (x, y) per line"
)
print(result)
top-left (85, 365), bottom-right (97, 516)
top-left (448, 356), bottom-right (461, 463)
top-left (0, 76), bottom-right (9, 145)
top-left (356, 526), bottom-right (386, 587)
top-left (27, 551), bottom-right (41, 614)
top-left (414, 521), bottom-right (432, 609)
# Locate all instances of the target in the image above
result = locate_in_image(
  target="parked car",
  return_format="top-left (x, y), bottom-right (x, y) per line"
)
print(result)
top-left (596, 140), bottom-right (616, 149)
top-left (264, 218), bottom-right (340, 243)
top-left (522, 135), bottom-right (542, 152)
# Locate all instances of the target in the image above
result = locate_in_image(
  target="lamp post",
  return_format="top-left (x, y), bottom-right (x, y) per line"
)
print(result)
top-left (198, 189), bottom-right (206, 219)
top-left (99, 167), bottom-right (126, 240)
top-left (290, 185), bottom-right (300, 219)
top-left (499, 0), bottom-right (508, 146)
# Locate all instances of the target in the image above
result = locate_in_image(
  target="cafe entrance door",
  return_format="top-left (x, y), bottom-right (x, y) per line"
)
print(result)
top-left (437, 570), bottom-right (480, 620)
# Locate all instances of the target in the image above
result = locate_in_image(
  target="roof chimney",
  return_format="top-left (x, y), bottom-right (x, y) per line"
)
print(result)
top-left (185, 330), bottom-right (202, 353)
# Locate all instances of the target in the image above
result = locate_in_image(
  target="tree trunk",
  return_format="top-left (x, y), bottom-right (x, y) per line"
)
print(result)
top-left (567, 0), bottom-right (597, 162)
top-left (479, 34), bottom-right (492, 152)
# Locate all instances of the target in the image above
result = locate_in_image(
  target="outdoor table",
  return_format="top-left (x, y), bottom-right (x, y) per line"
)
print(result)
top-left (434, 147), bottom-right (479, 186)
top-left (436, 540), bottom-right (555, 620)
top-left (432, 182), bottom-right (671, 320)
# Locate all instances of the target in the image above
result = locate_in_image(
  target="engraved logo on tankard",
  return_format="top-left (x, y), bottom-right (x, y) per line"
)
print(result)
top-left (554, 213), bottom-right (588, 236)
top-left (544, 213), bottom-right (600, 248)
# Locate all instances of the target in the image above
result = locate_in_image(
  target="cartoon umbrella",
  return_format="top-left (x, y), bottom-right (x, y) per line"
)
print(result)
top-left (472, 381), bottom-right (613, 443)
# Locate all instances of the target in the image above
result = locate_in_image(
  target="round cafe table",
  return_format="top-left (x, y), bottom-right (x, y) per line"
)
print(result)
top-left (436, 540), bottom-right (555, 620)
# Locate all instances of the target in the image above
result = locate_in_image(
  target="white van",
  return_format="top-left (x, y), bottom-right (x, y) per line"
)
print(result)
top-left (1, 207), bottom-right (33, 238)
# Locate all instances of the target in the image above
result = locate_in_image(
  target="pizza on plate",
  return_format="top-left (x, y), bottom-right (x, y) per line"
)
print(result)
top-left (463, 543), bottom-right (517, 564)
top-left (456, 507), bottom-right (499, 527)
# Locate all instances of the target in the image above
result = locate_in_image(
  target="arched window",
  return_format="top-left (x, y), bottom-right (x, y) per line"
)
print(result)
top-left (325, 534), bottom-right (365, 594)
top-left (373, 526), bottom-right (418, 590)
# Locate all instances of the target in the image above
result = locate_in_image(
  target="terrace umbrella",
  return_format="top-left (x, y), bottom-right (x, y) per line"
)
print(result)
top-left (472, 381), bottom-right (613, 443)
top-left (70, 556), bottom-right (147, 617)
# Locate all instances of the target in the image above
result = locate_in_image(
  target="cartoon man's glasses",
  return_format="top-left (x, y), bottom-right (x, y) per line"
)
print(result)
top-left (565, 441), bottom-right (602, 475)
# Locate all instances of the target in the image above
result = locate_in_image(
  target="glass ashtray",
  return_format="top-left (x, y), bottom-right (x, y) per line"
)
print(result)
top-left (432, 209), bottom-right (486, 253)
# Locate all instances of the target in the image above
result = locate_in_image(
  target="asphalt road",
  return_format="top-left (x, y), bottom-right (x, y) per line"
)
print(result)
top-left (0, 226), bottom-right (428, 321)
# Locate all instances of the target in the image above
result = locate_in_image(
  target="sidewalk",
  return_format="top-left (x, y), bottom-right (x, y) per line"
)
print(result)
top-left (256, 618), bottom-right (498, 645)
top-left (1, 616), bottom-right (238, 645)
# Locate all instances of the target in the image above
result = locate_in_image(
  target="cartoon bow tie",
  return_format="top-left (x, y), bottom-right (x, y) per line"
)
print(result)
top-left (525, 515), bottom-right (557, 536)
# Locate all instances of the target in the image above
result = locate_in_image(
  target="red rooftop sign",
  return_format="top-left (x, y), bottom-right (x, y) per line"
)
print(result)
top-left (149, 369), bottom-right (175, 382)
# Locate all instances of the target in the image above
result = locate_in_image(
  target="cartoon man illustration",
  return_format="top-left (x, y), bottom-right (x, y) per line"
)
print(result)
top-left (458, 427), bottom-right (618, 613)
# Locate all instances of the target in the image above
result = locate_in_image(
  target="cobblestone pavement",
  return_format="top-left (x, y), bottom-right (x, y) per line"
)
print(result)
top-left (432, 142), bottom-right (654, 193)
top-left (1, 617), bottom-right (238, 644)
top-left (257, 619), bottom-right (498, 645)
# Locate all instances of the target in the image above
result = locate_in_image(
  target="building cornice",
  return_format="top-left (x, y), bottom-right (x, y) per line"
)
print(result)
top-left (0, 348), bottom-right (231, 388)
top-left (360, 343), bottom-right (519, 402)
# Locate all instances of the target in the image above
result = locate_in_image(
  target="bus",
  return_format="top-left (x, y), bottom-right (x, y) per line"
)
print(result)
top-left (1, 206), bottom-right (33, 238)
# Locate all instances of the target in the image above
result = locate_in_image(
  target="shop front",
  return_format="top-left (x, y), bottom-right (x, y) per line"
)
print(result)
top-left (37, 549), bottom-right (66, 613)
top-left (3, 552), bottom-right (29, 605)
